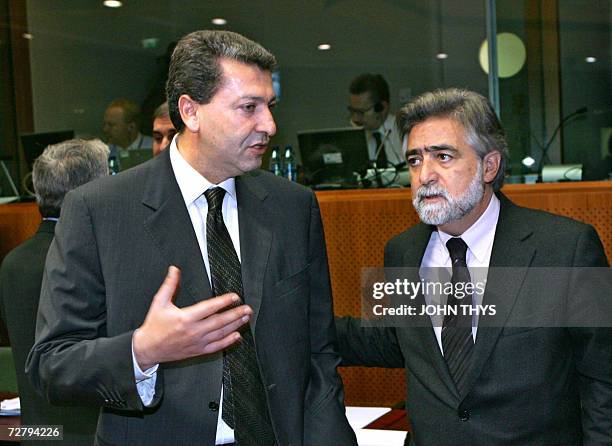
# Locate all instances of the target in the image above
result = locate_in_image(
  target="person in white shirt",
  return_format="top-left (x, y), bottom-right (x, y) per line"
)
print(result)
top-left (348, 73), bottom-right (404, 166)
top-left (103, 97), bottom-right (153, 160)
top-left (337, 88), bottom-right (611, 445)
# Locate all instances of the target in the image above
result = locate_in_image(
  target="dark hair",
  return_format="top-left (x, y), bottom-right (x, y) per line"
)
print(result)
top-left (166, 30), bottom-right (277, 132)
top-left (397, 88), bottom-right (509, 191)
top-left (32, 139), bottom-right (109, 218)
top-left (349, 73), bottom-right (390, 105)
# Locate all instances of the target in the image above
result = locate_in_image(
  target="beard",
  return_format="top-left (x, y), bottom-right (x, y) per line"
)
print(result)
top-left (412, 162), bottom-right (485, 226)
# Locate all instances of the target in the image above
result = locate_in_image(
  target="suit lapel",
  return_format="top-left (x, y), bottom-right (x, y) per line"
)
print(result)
top-left (400, 224), bottom-right (462, 403)
top-left (236, 172), bottom-right (272, 332)
top-left (141, 150), bottom-right (213, 307)
top-left (462, 193), bottom-right (535, 396)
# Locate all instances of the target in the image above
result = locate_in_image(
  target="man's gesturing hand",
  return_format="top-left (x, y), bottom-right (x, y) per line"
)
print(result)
top-left (133, 266), bottom-right (251, 370)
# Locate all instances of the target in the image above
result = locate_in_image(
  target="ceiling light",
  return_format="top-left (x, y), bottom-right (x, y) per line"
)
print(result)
top-left (317, 43), bottom-right (331, 51)
top-left (103, 0), bottom-right (123, 8)
top-left (585, 56), bottom-right (597, 63)
top-left (211, 18), bottom-right (227, 26)
top-left (522, 156), bottom-right (536, 168)
top-left (436, 53), bottom-right (448, 60)
top-left (22, 33), bottom-right (33, 40)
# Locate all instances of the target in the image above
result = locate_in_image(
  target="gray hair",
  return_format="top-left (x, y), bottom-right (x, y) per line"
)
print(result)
top-left (32, 139), bottom-right (110, 218)
top-left (153, 101), bottom-right (169, 120)
top-left (166, 30), bottom-right (276, 132)
top-left (397, 88), bottom-right (509, 191)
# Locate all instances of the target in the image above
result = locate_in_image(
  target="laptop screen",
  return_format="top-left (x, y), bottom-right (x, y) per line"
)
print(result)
top-left (21, 130), bottom-right (75, 171)
top-left (298, 127), bottom-right (369, 187)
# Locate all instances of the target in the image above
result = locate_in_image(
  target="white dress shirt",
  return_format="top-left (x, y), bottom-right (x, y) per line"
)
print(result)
top-left (365, 114), bottom-right (404, 165)
top-left (132, 136), bottom-right (236, 444)
top-left (419, 194), bottom-right (500, 355)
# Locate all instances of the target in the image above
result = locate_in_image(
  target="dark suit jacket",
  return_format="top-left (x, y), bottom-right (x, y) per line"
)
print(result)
top-left (337, 194), bottom-right (612, 445)
top-left (26, 150), bottom-right (356, 446)
top-left (0, 220), bottom-right (98, 446)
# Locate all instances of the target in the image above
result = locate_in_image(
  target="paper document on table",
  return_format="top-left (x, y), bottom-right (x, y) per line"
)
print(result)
top-left (0, 397), bottom-right (20, 416)
top-left (345, 406), bottom-right (391, 430)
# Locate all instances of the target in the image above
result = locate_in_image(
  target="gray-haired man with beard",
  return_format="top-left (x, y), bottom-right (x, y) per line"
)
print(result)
top-left (336, 88), bottom-right (611, 445)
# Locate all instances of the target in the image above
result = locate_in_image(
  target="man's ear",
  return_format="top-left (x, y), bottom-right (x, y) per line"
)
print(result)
top-left (483, 151), bottom-right (501, 183)
top-left (178, 95), bottom-right (200, 133)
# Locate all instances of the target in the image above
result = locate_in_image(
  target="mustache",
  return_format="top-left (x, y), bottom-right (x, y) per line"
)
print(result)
top-left (415, 184), bottom-right (450, 202)
top-left (250, 135), bottom-right (270, 146)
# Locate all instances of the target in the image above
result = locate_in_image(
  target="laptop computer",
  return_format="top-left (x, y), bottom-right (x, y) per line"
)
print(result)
top-left (119, 149), bottom-right (153, 171)
top-left (298, 127), bottom-right (370, 188)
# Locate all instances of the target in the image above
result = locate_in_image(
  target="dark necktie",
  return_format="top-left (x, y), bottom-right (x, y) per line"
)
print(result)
top-left (441, 237), bottom-right (474, 396)
top-left (204, 187), bottom-right (275, 445)
top-left (373, 131), bottom-right (388, 167)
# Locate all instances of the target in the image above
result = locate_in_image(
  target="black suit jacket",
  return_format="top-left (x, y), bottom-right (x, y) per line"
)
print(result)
top-left (0, 220), bottom-right (98, 446)
top-left (337, 194), bottom-right (612, 445)
top-left (26, 150), bottom-right (356, 446)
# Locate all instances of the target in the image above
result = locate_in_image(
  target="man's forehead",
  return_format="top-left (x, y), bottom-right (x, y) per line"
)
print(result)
top-left (350, 91), bottom-right (373, 105)
top-left (105, 106), bottom-right (126, 121)
top-left (153, 116), bottom-right (173, 129)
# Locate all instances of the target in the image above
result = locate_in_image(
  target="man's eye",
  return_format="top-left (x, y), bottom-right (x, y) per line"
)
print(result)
top-left (242, 104), bottom-right (256, 112)
top-left (407, 157), bottom-right (421, 167)
top-left (438, 153), bottom-right (452, 161)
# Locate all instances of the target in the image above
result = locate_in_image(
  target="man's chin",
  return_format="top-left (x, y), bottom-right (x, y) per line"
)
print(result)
top-left (415, 202), bottom-right (452, 226)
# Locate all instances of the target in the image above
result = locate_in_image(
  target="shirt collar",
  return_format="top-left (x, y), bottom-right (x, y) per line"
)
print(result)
top-left (374, 113), bottom-right (395, 135)
top-left (169, 136), bottom-right (236, 207)
top-left (126, 133), bottom-right (144, 151)
top-left (437, 193), bottom-right (500, 264)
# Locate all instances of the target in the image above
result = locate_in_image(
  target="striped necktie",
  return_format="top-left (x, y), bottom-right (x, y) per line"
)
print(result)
top-left (204, 187), bottom-right (275, 445)
top-left (441, 237), bottom-right (474, 396)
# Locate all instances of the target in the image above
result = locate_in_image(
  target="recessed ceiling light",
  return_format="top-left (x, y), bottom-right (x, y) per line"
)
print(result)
top-left (522, 156), bottom-right (536, 167)
top-left (585, 56), bottom-right (597, 63)
top-left (317, 43), bottom-right (331, 51)
top-left (22, 33), bottom-right (33, 40)
top-left (211, 18), bottom-right (227, 26)
top-left (103, 0), bottom-right (122, 8)
top-left (436, 52), bottom-right (448, 60)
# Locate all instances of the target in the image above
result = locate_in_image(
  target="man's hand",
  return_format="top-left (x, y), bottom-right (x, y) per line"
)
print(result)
top-left (133, 266), bottom-right (251, 370)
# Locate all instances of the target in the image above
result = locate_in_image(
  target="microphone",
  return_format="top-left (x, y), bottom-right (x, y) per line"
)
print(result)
top-left (537, 107), bottom-right (588, 173)
top-left (373, 128), bottom-right (393, 167)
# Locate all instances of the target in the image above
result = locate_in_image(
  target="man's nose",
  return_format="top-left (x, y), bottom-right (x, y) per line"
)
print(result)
top-left (257, 107), bottom-right (276, 137)
top-left (418, 158), bottom-right (438, 185)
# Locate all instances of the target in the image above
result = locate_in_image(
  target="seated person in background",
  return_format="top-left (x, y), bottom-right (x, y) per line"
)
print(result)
top-left (152, 101), bottom-right (176, 156)
top-left (348, 73), bottom-right (404, 166)
top-left (0, 139), bottom-right (109, 445)
top-left (103, 98), bottom-right (153, 159)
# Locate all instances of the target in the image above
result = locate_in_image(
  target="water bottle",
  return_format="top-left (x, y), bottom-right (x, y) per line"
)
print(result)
top-left (269, 146), bottom-right (283, 176)
top-left (108, 156), bottom-right (119, 175)
top-left (283, 145), bottom-right (297, 182)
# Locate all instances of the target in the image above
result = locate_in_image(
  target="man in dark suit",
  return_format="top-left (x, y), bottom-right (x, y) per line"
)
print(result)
top-left (0, 139), bottom-right (109, 445)
top-left (337, 88), bottom-right (612, 445)
top-left (27, 30), bottom-right (355, 446)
